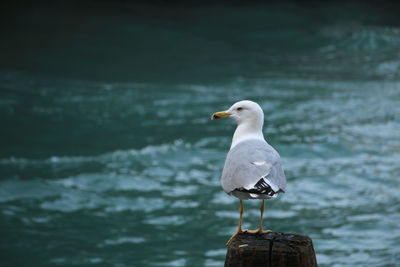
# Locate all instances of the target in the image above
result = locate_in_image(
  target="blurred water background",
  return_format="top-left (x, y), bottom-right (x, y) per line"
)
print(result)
top-left (1, 1), bottom-right (400, 266)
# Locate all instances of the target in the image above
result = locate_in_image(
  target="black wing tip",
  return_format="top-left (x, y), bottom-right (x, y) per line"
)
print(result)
top-left (234, 178), bottom-right (284, 197)
top-left (235, 185), bottom-right (276, 197)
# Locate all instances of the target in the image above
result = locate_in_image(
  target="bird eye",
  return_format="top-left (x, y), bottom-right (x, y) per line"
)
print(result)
top-left (236, 107), bottom-right (243, 111)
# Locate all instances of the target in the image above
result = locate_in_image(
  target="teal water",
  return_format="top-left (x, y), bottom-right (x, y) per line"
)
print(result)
top-left (1, 2), bottom-right (400, 266)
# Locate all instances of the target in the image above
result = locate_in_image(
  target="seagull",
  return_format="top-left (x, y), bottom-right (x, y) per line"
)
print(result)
top-left (211, 100), bottom-right (287, 245)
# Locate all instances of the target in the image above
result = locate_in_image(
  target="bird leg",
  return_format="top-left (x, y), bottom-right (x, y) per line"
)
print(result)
top-left (248, 200), bottom-right (271, 234)
top-left (226, 200), bottom-right (245, 246)
top-left (258, 199), bottom-right (265, 232)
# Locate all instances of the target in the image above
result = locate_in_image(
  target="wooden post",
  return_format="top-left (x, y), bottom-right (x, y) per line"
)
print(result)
top-left (225, 232), bottom-right (317, 267)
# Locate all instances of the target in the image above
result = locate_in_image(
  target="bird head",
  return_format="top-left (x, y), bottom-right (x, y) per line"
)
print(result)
top-left (211, 100), bottom-right (264, 126)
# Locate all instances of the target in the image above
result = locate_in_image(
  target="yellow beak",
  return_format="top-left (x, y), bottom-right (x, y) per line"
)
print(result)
top-left (211, 110), bottom-right (231, 120)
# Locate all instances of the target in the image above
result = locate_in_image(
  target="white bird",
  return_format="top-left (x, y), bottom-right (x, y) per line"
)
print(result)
top-left (211, 100), bottom-right (286, 245)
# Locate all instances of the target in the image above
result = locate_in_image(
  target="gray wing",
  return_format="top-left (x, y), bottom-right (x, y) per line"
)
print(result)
top-left (221, 139), bottom-right (286, 196)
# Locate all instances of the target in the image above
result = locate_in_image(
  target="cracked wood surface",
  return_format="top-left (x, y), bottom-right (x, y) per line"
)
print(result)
top-left (225, 232), bottom-right (317, 267)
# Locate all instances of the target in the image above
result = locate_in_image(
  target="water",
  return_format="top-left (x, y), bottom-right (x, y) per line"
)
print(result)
top-left (1, 2), bottom-right (400, 266)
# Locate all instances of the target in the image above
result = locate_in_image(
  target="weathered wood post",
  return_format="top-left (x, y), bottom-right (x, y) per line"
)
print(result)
top-left (225, 232), bottom-right (317, 267)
